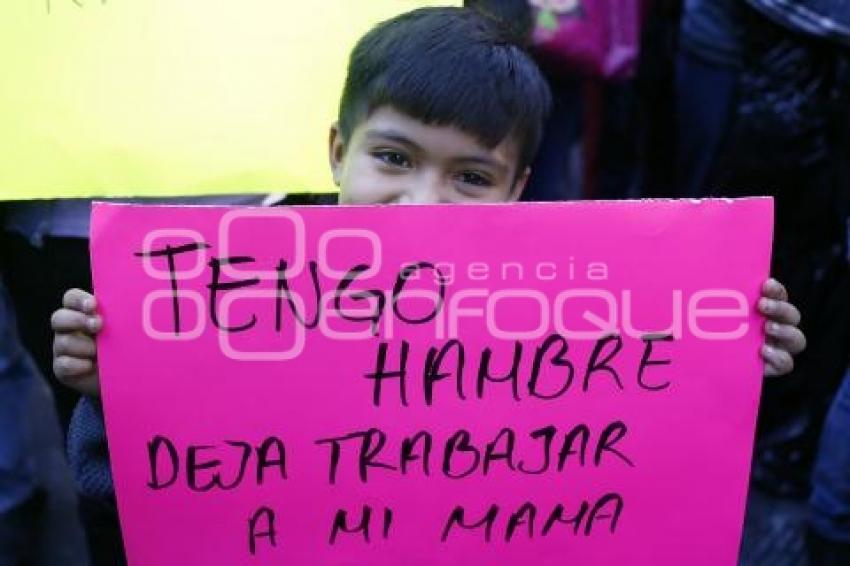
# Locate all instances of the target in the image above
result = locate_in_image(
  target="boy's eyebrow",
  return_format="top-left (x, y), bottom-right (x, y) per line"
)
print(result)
top-left (365, 129), bottom-right (424, 151)
top-left (452, 156), bottom-right (509, 174)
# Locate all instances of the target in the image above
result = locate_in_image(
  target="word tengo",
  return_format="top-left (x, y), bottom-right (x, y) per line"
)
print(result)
top-left (135, 239), bottom-right (750, 353)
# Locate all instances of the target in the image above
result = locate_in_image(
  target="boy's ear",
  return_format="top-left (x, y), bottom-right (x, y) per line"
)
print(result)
top-left (328, 122), bottom-right (346, 187)
top-left (508, 166), bottom-right (532, 202)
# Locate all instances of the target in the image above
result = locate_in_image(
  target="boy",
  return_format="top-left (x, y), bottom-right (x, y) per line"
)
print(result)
top-left (50, 7), bottom-right (805, 562)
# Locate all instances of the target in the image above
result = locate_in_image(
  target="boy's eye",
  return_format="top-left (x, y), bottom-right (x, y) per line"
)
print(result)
top-left (373, 150), bottom-right (412, 168)
top-left (456, 170), bottom-right (493, 187)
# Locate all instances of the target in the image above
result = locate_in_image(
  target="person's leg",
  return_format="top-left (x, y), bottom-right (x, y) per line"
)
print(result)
top-left (78, 496), bottom-right (127, 566)
top-left (25, 360), bottom-right (91, 564)
top-left (2, 233), bottom-right (91, 433)
top-left (522, 77), bottom-right (582, 201)
top-left (0, 280), bottom-right (89, 564)
top-left (0, 284), bottom-right (51, 564)
top-left (808, 370), bottom-right (850, 564)
top-left (595, 80), bottom-right (641, 200)
top-left (0, 377), bottom-right (42, 566)
top-left (0, 273), bottom-right (40, 563)
top-left (672, 50), bottom-right (738, 198)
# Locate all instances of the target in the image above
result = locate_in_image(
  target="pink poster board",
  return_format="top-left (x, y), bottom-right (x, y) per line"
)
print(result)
top-left (90, 199), bottom-right (773, 565)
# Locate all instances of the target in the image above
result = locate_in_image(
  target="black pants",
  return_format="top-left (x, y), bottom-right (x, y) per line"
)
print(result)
top-left (79, 496), bottom-right (126, 566)
top-left (0, 490), bottom-right (45, 566)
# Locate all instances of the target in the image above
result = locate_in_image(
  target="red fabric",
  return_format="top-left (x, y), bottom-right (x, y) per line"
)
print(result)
top-left (531, 0), bottom-right (644, 81)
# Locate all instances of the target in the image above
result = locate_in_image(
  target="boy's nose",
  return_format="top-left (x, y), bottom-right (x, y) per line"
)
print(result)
top-left (397, 172), bottom-right (446, 204)
top-left (398, 190), bottom-right (441, 204)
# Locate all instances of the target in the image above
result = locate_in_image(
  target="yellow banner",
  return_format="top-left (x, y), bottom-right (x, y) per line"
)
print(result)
top-left (0, 1), bottom-right (456, 200)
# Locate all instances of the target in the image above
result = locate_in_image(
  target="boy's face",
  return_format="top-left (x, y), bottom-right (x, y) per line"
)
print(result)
top-left (329, 106), bottom-right (529, 204)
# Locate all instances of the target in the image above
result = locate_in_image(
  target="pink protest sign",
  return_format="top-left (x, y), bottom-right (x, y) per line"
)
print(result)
top-left (91, 199), bottom-right (773, 565)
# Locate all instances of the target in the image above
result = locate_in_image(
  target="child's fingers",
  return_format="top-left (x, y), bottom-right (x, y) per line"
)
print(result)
top-left (765, 322), bottom-right (807, 355)
top-left (51, 309), bottom-right (102, 334)
top-left (53, 355), bottom-right (95, 381)
top-left (53, 332), bottom-right (97, 360)
top-left (62, 288), bottom-right (97, 314)
top-left (53, 356), bottom-right (100, 396)
top-left (762, 344), bottom-right (794, 377)
top-left (758, 298), bottom-right (801, 327)
top-left (762, 278), bottom-right (789, 302)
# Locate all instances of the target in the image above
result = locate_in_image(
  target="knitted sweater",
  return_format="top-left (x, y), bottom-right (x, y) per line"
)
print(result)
top-left (67, 396), bottom-right (115, 506)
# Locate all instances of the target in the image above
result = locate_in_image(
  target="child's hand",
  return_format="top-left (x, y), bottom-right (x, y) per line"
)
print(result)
top-left (759, 278), bottom-right (806, 377)
top-left (52, 288), bottom-right (101, 396)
